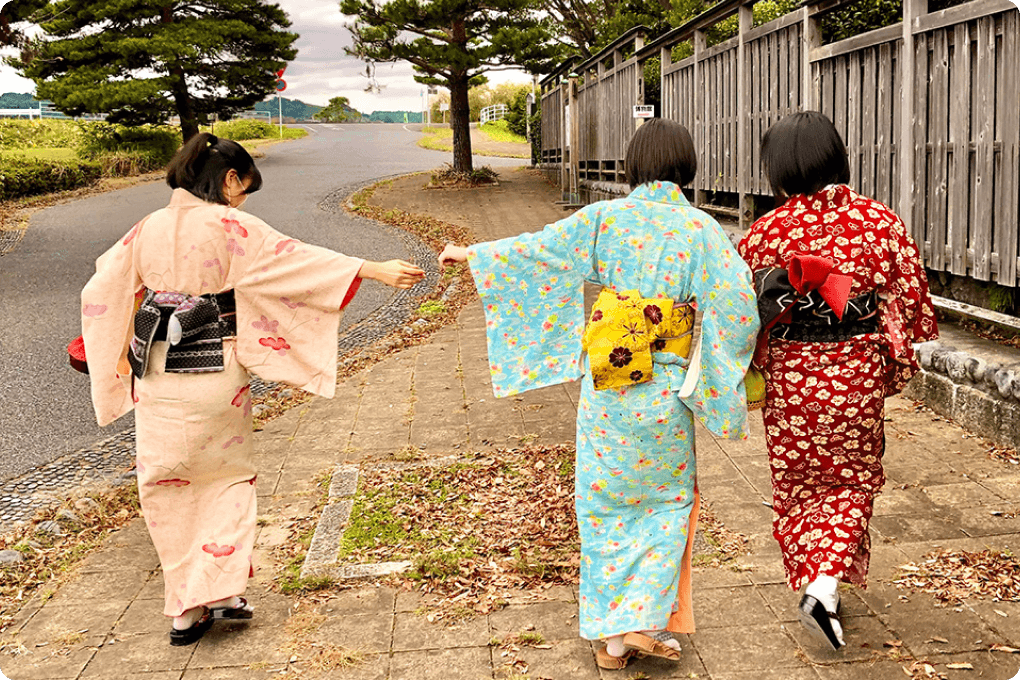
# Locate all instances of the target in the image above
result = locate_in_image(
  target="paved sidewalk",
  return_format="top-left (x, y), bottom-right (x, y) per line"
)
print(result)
top-left (3, 168), bottom-right (1019, 680)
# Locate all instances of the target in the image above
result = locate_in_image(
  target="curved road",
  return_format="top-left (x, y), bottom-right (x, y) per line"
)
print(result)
top-left (0, 124), bottom-right (521, 482)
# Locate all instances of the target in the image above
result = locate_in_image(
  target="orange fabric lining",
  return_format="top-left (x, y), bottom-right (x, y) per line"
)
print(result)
top-left (666, 486), bottom-right (700, 634)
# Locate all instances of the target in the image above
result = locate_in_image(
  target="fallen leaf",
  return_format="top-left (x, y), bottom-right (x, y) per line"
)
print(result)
top-left (945, 662), bottom-right (973, 670)
top-left (990, 644), bottom-right (1020, 653)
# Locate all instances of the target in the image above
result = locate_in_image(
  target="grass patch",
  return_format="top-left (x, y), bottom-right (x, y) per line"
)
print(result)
top-left (334, 445), bottom-right (579, 618)
top-left (417, 300), bottom-right (447, 317)
top-left (428, 164), bottom-right (498, 187)
top-left (479, 120), bottom-right (528, 144)
top-left (0, 148), bottom-right (77, 162)
top-left (417, 126), bottom-right (454, 152)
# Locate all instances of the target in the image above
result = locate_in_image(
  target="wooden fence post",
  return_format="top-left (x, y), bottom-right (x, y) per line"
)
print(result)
top-left (802, 5), bottom-right (820, 110)
top-left (561, 80), bottom-right (570, 197)
top-left (693, 29), bottom-right (707, 208)
top-left (737, 3), bottom-right (754, 229)
top-left (900, 0), bottom-right (926, 242)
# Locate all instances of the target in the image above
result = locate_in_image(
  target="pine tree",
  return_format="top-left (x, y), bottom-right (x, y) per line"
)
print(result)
top-left (314, 96), bottom-right (360, 122)
top-left (341, 0), bottom-right (558, 172)
top-left (0, 0), bottom-right (47, 50)
top-left (14, 0), bottom-right (298, 141)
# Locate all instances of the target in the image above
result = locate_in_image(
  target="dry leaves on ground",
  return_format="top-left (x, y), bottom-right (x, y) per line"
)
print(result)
top-left (0, 485), bottom-right (140, 635)
top-left (894, 549), bottom-right (1020, 605)
top-left (696, 499), bottom-right (749, 564)
top-left (339, 445), bottom-right (579, 619)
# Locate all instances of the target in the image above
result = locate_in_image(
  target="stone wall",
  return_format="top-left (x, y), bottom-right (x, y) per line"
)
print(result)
top-left (902, 341), bottom-right (1020, 450)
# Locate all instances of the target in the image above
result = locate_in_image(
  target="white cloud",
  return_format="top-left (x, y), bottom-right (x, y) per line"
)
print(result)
top-left (0, 0), bottom-right (533, 113)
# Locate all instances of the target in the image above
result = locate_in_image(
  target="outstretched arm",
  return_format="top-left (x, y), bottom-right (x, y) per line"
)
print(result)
top-left (359, 259), bottom-right (425, 288)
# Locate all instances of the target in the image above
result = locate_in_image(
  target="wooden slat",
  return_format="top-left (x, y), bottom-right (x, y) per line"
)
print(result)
top-left (821, 58), bottom-right (835, 124)
top-left (913, 31), bottom-right (929, 248)
top-left (861, 47), bottom-right (877, 199)
top-left (877, 42), bottom-right (893, 207)
top-left (745, 8), bottom-right (805, 42)
top-left (809, 23), bottom-right (903, 62)
top-left (929, 28), bottom-right (949, 271)
top-left (996, 10), bottom-right (1019, 285)
top-left (971, 16), bottom-right (995, 280)
top-left (948, 22), bottom-right (971, 276)
top-left (848, 51), bottom-right (862, 191)
top-left (779, 28), bottom-right (790, 115)
top-left (703, 35), bottom-right (739, 60)
top-left (753, 38), bottom-right (763, 193)
top-left (913, 0), bottom-right (1016, 35)
top-left (770, 31), bottom-right (779, 129)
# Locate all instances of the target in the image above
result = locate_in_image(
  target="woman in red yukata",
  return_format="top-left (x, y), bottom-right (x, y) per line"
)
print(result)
top-left (737, 112), bottom-right (938, 650)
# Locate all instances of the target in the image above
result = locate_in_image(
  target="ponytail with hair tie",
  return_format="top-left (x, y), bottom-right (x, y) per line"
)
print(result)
top-left (166, 131), bottom-right (263, 205)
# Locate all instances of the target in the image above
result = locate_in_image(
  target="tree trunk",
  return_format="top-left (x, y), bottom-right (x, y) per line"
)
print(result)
top-left (162, 8), bottom-right (198, 142)
top-left (448, 73), bottom-right (472, 173)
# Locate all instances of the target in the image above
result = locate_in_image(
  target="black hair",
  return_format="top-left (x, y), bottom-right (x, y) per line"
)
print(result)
top-left (166, 132), bottom-right (263, 205)
top-left (625, 119), bottom-right (697, 189)
top-left (761, 111), bottom-right (850, 198)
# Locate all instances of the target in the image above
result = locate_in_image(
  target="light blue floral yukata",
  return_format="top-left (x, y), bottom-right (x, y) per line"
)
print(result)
top-left (467, 181), bottom-right (759, 640)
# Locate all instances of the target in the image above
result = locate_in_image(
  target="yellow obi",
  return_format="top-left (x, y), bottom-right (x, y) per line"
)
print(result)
top-left (582, 288), bottom-right (695, 390)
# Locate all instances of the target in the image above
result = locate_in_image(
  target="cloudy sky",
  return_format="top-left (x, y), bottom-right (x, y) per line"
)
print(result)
top-left (0, 0), bottom-right (531, 113)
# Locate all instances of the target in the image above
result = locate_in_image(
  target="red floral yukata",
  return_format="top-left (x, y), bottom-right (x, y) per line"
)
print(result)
top-left (738, 185), bottom-right (937, 590)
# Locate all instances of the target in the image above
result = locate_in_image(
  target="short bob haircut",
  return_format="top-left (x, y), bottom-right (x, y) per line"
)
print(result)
top-left (625, 119), bottom-right (697, 189)
top-left (761, 111), bottom-right (850, 198)
top-left (166, 132), bottom-right (263, 205)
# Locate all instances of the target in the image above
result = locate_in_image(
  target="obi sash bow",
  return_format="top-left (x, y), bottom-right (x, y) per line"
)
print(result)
top-left (582, 288), bottom-right (694, 390)
top-left (128, 289), bottom-right (237, 379)
top-left (753, 254), bottom-right (877, 360)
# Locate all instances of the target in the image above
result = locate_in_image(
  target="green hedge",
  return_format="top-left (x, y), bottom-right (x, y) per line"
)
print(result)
top-left (76, 123), bottom-right (181, 176)
top-left (0, 120), bottom-right (83, 150)
top-left (0, 156), bottom-right (101, 200)
top-left (212, 119), bottom-right (276, 141)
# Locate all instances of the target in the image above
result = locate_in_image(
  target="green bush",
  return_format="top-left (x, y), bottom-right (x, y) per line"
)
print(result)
top-left (0, 156), bottom-right (101, 200)
top-left (212, 119), bottom-right (276, 141)
top-left (0, 120), bottom-right (83, 150)
top-left (76, 122), bottom-right (181, 175)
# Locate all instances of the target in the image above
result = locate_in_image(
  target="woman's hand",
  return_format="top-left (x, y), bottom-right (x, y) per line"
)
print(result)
top-left (439, 244), bottom-right (468, 268)
top-left (359, 260), bottom-right (425, 289)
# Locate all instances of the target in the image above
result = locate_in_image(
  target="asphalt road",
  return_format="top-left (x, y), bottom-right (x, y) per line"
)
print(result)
top-left (0, 124), bottom-right (522, 483)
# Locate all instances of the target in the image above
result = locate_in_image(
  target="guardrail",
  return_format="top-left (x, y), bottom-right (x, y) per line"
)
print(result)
top-left (480, 103), bottom-right (509, 124)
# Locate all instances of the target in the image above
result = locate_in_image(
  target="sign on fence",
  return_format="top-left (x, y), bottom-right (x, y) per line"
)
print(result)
top-left (632, 105), bottom-right (654, 119)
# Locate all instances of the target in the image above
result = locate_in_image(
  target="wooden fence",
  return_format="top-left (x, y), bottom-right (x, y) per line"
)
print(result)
top-left (539, 0), bottom-right (1020, 287)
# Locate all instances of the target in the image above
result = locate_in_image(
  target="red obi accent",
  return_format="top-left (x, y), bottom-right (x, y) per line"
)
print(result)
top-left (787, 254), bottom-right (853, 321)
top-left (341, 276), bottom-right (362, 310)
top-left (68, 335), bottom-right (88, 374)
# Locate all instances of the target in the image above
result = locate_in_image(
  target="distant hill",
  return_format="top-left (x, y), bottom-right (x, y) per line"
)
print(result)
top-left (251, 97), bottom-right (322, 121)
top-left (365, 111), bottom-right (423, 124)
top-left (0, 92), bottom-right (323, 121)
top-left (0, 93), bottom-right (40, 109)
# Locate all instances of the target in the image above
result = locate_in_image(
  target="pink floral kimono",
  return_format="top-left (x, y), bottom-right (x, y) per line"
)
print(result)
top-left (82, 188), bottom-right (364, 616)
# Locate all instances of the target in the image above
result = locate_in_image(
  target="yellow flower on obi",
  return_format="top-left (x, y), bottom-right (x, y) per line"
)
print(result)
top-left (583, 288), bottom-right (694, 391)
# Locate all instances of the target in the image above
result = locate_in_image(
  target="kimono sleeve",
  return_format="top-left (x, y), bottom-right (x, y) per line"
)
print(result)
top-left (680, 218), bottom-right (760, 439)
top-left (82, 223), bottom-right (144, 426)
top-left (467, 204), bottom-right (601, 397)
top-left (878, 215), bottom-right (938, 395)
top-left (233, 223), bottom-right (364, 399)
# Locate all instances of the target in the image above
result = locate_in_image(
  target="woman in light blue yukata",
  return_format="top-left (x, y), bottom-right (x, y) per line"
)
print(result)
top-left (439, 119), bottom-right (759, 671)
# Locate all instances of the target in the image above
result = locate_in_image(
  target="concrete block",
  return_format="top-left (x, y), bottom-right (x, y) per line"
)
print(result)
top-left (921, 372), bottom-right (957, 417)
top-left (328, 464), bottom-right (359, 499)
top-left (954, 385), bottom-right (998, 443)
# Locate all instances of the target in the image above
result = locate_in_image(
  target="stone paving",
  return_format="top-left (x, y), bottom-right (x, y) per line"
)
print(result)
top-left (2, 168), bottom-right (1019, 680)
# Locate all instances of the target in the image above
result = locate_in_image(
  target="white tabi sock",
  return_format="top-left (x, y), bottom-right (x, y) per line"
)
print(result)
top-left (172, 606), bottom-right (205, 631)
top-left (805, 574), bottom-right (844, 645)
top-left (605, 634), bottom-right (626, 657)
top-left (208, 596), bottom-right (241, 610)
top-left (643, 629), bottom-right (681, 651)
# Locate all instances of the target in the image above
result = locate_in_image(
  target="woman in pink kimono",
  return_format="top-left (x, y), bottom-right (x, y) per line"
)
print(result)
top-left (81, 132), bottom-right (424, 645)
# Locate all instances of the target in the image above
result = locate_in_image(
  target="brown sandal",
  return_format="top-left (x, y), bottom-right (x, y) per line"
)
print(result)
top-left (623, 631), bottom-right (682, 660)
top-left (595, 646), bottom-right (635, 670)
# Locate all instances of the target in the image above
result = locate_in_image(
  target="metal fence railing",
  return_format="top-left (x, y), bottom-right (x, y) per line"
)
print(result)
top-left (480, 103), bottom-right (509, 124)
